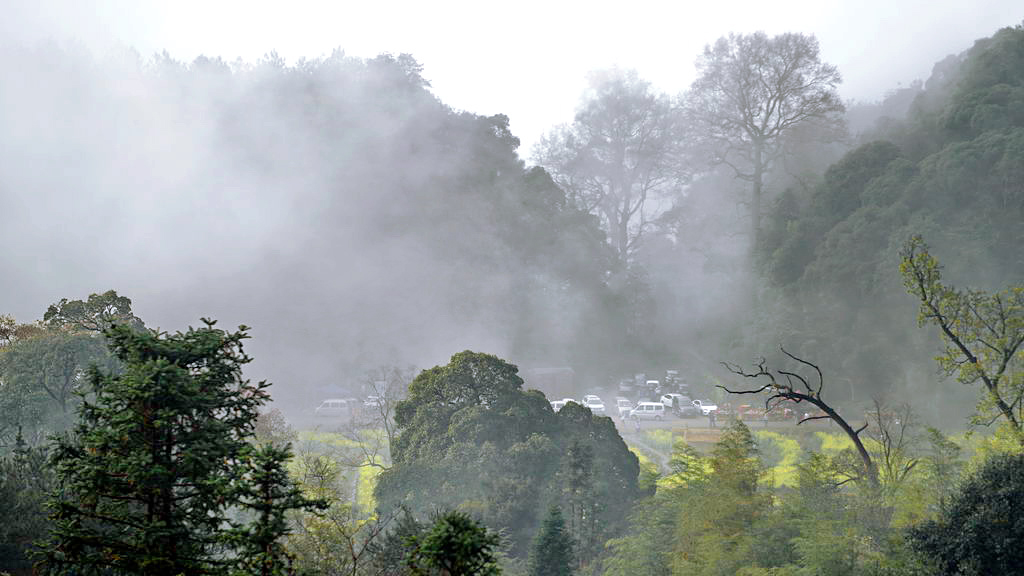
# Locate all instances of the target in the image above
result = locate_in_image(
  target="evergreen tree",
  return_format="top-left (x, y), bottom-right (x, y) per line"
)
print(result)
top-left (527, 505), bottom-right (575, 576)
top-left (36, 320), bottom-right (321, 576)
top-left (0, 429), bottom-right (53, 573)
top-left (233, 442), bottom-right (328, 576)
top-left (406, 510), bottom-right (502, 576)
top-left (563, 440), bottom-right (596, 568)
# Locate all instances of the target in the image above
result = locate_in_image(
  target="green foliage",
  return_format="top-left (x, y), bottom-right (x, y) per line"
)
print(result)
top-left (909, 451), bottom-right (1024, 575)
top-left (406, 510), bottom-right (502, 576)
top-left (900, 235), bottom-right (1024, 442)
top-left (43, 290), bottom-right (145, 333)
top-left (233, 442), bottom-right (328, 576)
top-left (755, 25), bottom-right (1024, 407)
top-left (527, 506), bottom-right (575, 576)
top-left (378, 351), bottom-right (639, 559)
top-left (917, 428), bottom-right (963, 517)
top-left (666, 440), bottom-right (709, 487)
top-left (606, 423), bottom-right (963, 575)
top-left (534, 68), bottom-right (682, 264)
top-left (685, 31), bottom-right (845, 249)
top-left (0, 327), bottom-right (112, 442)
top-left (285, 443), bottom-right (372, 576)
top-left (670, 421), bottom-right (772, 576)
top-left (754, 431), bottom-right (802, 487)
top-left (364, 509), bottom-right (425, 575)
top-left (602, 496), bottom-right (674, 576)
top-left (0, 431), bottom-right (53, 573)
top-left (36, 320), bottom-right (320, 576)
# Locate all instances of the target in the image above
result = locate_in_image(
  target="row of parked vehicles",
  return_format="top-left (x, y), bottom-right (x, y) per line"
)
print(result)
top-left (549, 393), bottom-right (719, 421)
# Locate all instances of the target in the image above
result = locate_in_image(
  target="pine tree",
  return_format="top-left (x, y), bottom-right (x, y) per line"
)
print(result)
top-left (36, 320), bottom-right (321, 575)
top-left (527, 505), bottom-right (575, 576)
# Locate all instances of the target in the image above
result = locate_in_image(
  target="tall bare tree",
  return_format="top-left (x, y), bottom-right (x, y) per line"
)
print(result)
top-left (535, 68), bottom-right (685, 265)
top-left (684, 32), bottom-right (845, 251)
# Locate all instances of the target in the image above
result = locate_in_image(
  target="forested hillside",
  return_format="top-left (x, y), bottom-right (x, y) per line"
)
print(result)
top-left (0, 48), bottom-right (634, 388)
top-left (752, 25), bottom-right (1024, 413)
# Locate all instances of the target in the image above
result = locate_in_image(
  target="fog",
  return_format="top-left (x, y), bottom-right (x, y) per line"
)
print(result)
top-left (1, 7), bottom-right (1020, 421)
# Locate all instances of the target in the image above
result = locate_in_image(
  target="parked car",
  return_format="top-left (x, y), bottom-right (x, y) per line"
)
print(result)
top-left (629, 401), bottom-right (665, 421)
top-left (582, 395), bottom-right (606, 415)
top-left (550, 398), bottom-right (578, 412)
top-left (615, 397), bottom-right (635, 418)
top-left (660, 393), bottom-right (699, 418)
top-left (660, 393), bottom-right (692, 415)
top-left (679, 404), bottom-right (700, 418)
top-left (692, 399), bottom-right (718, 415)
top-left (315, 398), bottom-right (358, 419)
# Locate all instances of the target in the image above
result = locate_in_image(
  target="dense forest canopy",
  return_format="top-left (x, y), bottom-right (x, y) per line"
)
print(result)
top-left (754, 24), bottom-right (1024, 413)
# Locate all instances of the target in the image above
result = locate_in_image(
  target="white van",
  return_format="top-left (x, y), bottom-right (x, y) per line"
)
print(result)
top-left (629, 401), bottom-right (665, 421)
top-left (315, 398), bottom-right (356, 419)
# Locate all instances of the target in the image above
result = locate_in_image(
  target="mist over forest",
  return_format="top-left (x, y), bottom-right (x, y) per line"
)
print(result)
top-left (1, 15), bottom-right (1023, 576)
top-left (2, 26), bottom-right (1019, 413)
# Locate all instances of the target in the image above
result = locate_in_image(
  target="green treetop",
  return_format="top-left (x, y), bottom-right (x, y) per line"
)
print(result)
top-left (37, 320), bottom-right (322, 576)
top-left (527, 505), bottom-right (575, 576)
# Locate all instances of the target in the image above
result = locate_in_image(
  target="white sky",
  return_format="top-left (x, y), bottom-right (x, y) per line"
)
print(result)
top-left (4, 0), bottom-right (1023, 155)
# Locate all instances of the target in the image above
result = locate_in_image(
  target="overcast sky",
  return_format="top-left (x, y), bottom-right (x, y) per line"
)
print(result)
top-left (5, 0), bottom-right (1022, 155)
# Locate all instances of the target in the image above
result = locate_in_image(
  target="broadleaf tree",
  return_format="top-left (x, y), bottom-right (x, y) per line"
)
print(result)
top-left (908, 451), bottom-right (1024, 575)
top-left (900, 235), bottom-right (1024, 444)
top-left (534, 68), bottom-right (684, 265)
top-left (43, 289), bottom-right (145, 333)
top-left (683, 31), bottom-right (845, 251)
top-left (376, 351), bottom-right (640, 559)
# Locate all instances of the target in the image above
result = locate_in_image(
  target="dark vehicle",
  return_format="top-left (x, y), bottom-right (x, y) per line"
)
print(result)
top-left (676, 403), bottom-right (700, 418)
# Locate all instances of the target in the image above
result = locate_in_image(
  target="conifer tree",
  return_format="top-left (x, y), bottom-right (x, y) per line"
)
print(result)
top-left (406, 510), bottom-right (502, 576)
top-left (37, 320), bottom-right (320, 575)
top-left (527, 505), bottom-right (575, 576)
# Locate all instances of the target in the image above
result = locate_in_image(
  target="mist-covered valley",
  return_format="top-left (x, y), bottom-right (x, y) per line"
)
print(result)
top-left (1, 13), bottom-right (1023, 576)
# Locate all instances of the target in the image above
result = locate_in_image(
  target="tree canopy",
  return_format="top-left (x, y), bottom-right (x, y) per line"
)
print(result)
top-left (535, 68), bottom-right (684, 264)
top-left (37, 320), bottom-right (322, 575)
top-left (376, 351), bottom-right (640, 559)
top-left (684, 31), bottom-right (845, 250)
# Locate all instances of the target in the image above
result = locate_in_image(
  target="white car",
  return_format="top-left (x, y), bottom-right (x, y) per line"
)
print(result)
top-left (550, 398), bottom-right (578, 412)
top-left (315, 398), bottom-right (356, 418)
top-left (615, 397), bottom-right (634, 418)
top-left (660, 393), bottom-right (691, 410)
top-left (582, 395), bottom-right (606, 415)
top-left (692, 399), bottom-right (718, 415)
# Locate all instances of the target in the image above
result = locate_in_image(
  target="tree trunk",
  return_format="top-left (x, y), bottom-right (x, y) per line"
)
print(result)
top-left (751, 141), bottom-right (764, 252)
